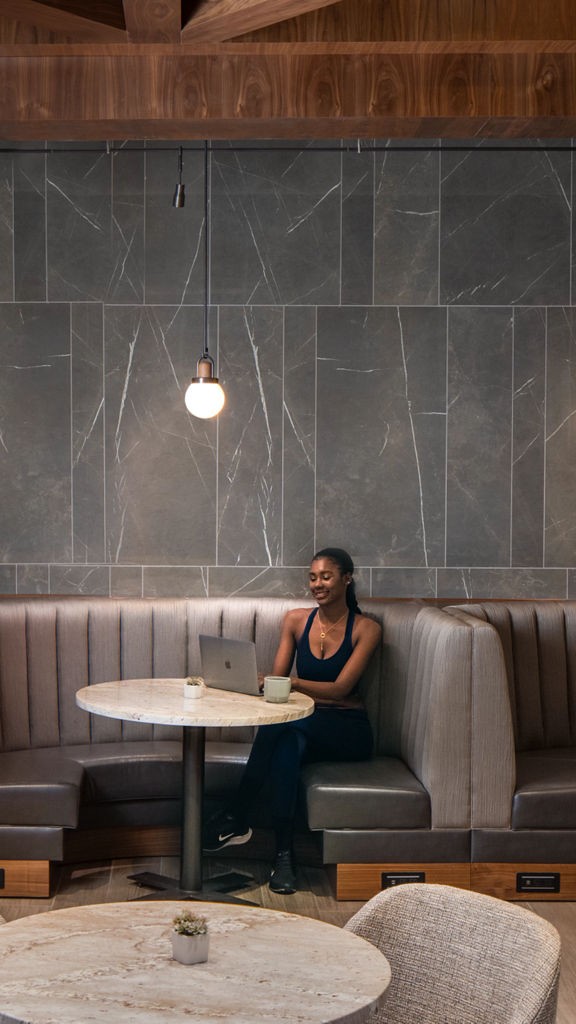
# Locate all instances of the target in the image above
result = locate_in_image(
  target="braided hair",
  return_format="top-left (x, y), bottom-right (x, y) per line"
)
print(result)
top-left (311, 547), bottom-right (361, 615)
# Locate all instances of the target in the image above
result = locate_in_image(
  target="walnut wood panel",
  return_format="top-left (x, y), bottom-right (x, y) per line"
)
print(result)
top-left (335, 863), bottom-right (471, 901)
top-left (183, 0), bottom-right (344, 44)
top-left (0, 860), bottom-right (51, 898)
top-left (2, 47), bottom-right (576, 139)
top-left (234, 0), bottom-right (576, 43)
top-left (63, 826), bottom-right (181, 862)
top-left (122, 0), bottom-right (180, 43)
top-left (472, 863), bottom-right (576, 901)
top-left (0, 0), bottom-right (127, 42)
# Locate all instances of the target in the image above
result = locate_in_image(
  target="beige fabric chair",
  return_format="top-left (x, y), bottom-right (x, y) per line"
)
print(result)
top-left (345, 883), bottom-right (561, 1024)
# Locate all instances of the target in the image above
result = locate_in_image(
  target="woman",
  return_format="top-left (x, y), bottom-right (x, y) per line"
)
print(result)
top-left (202, 547), bottom-right (381, 894)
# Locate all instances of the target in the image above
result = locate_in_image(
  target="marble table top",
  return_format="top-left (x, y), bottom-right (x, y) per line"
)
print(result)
top-left (76, 677), bottom-right (314, 727)
top-left (0, 901), bottom-right (391, 1024)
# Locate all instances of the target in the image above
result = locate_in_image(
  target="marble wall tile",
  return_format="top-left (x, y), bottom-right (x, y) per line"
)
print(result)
top-left (17, 564), bottom-right (49, 593)
top-left (110, 565), bottom-right (143, 597)
top-left (108, 149), bottom-right (145, 304)
top-left (316, 306), bottom-right (446, 567)
top-left (446, 307), bottom-right (512, 566)
top-left (0, 152), bottom-right (13, 300)
top-left (283, 306), bottom-right (316, 565)
top-left (218, 306), bottom-right (283, 566)
top-left (47, 151), bottom-right (113, 301)
top-left (72, 303), bottom-right (105, 562)
top-left (142, 566), bottom-right (207, 597)
top-left (374, 147), bottom-right (439, 304)
top-left (14, 153), bottom-right (46, 301)
top-left (437, 567), bottom-right (567, 599)
top-left (105, 305), bottom-right (217, 564)
top-left (144, 147), bottom-right (204, 305)
top-left (441, 147), bottom-right (571, 305)
top-left (371, 567), bottom-right (436, 598)
top-left (208, 566), bottom-right (312, 598)
top-left (545, 307), bottom-right (576, 565)
top-left (341, 152), bottom-right (374, 305)
top-left (0, 565), bottom-right (15, 593)
top-left (211, 149), bottom-right (340, 305)
top-left (0, 303), bottom-right (72, 562)
top-left (50, 564), bottom-right (110, 595)
top-left (511, 307), bottom-right (546, 566)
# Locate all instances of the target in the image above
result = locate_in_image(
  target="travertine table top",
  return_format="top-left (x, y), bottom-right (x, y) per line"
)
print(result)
top-left (0, 901), bottom-right (391, 1024)
top-left (76, 677), bottom-right (314, 727)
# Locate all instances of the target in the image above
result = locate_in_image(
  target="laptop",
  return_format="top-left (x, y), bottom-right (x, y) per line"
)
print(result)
top-left (199, 634), bottom-right (261, 696)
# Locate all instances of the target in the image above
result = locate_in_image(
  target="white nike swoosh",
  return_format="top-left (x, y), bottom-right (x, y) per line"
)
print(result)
top-left (218, 832), bottom-right (235, 842)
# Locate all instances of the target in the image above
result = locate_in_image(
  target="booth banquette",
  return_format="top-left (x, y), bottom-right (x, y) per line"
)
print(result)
top-left (0, 595), bottom-right (474, 899)
top-left (446, 600), bottom-right (576, 900)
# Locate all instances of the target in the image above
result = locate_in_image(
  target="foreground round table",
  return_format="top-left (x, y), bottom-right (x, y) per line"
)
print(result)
top-left (0, 901), bottom-right (391, 1024)
top-left (76, 678), bottom-right (314, 898)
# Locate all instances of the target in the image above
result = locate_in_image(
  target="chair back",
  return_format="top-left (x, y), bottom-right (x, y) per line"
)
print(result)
top-left (345, 883), bottom-right (561, 1024)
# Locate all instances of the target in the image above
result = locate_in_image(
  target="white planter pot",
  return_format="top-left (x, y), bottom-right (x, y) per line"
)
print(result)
top-left (171, 931), bottom-right (209, 964)
top-left (183, 682), bottom-right (205, 699)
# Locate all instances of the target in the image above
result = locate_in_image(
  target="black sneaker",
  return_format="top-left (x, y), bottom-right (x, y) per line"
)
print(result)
top-left (202, 811), bottom-right (252, 853)
top-left (269, 850), bottom-right (296, 894)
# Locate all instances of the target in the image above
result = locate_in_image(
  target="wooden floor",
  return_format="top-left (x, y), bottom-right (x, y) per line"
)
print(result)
top-left (1, 854), bottom-right (575, 1023)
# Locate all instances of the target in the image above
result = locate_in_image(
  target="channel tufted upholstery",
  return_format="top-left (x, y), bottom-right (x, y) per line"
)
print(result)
top-left (0, 595), bottom-right (476, 892)
top-left (345, 883), bottom-right (561, 1024)
top-left (446, 601), bottom-right (576, 869)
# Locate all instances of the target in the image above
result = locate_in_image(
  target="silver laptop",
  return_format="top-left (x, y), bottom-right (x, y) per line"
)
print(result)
top-left (199, 634), bottom-right (261, 695)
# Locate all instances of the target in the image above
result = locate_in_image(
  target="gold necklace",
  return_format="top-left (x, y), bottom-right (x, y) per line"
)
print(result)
top-left (317, 610), bottom-right (348, 658)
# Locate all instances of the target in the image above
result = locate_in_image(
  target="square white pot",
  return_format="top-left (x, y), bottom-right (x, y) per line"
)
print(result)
top-left (171, 931), bottom-right (209, 964)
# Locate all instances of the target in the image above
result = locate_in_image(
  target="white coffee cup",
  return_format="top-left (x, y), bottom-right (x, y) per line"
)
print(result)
top-left (263, 675), bottom-right (292, 703)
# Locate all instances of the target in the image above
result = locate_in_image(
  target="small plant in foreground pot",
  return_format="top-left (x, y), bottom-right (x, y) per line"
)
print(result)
top-left (171, 911), bottom-right (209, 964)
top-left (183, 676), bottom-right (205, 699)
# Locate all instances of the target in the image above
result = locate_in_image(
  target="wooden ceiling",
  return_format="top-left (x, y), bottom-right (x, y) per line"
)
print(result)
top-left (1, 0), bottom-right (576, 140)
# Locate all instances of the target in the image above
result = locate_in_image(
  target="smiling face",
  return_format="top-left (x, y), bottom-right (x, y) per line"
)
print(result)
top-left (308, 557), bottom-right (351, 610)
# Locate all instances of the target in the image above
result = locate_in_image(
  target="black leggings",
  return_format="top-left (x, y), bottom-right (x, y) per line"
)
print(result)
top-left (232, 707), bottom-right (373, 848)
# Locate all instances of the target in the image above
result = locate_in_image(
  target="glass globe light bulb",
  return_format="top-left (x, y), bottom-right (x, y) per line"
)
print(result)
top-left (185, 379), bottom-right (225, 419)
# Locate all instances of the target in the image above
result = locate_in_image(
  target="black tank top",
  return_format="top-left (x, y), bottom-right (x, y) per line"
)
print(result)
top-left (296, 608), bottom-right (355, 682)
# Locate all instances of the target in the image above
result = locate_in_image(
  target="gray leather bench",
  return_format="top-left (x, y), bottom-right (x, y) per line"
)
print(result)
top-left (446, 600), bottom-right (576, 900)
top-left (0, 595), bottom-right (474, 898)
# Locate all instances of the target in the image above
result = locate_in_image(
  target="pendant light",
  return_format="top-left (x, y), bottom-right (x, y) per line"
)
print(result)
top-left (184, 142), bottom-right (225, 419)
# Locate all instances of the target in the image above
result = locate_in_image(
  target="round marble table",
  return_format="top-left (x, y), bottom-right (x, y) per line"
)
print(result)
top-left (76, 679), bottom-right (314, 896)
top-left (0, 901), bottom-right (391, 1024)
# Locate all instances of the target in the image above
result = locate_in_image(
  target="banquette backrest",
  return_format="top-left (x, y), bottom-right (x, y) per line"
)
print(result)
top-left (448, 601), bottom-right (576, 752)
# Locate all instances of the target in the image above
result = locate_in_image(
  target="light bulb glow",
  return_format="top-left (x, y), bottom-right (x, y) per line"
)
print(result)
top-left (185, 379), bottom-right (225, 419)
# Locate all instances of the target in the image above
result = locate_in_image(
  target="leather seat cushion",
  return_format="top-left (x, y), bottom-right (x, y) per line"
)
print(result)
top-left (303, 756), bottom-right (431, 830)
top-left (62, 740), bottom-right (251, 803)
top-left (512, 748), bottom-right (576, 828)
top-left (0, 750), bottom-right (84, 827)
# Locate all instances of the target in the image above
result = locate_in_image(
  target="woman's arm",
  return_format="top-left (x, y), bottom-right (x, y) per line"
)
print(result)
top-left (270, 609), bottom-right (302, 676)
top-left (269, 612), bottom-right (381, 703)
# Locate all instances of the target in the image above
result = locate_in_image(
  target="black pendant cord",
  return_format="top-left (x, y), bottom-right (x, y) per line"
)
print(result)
top-left (202, 140), bottom-right (210, 364)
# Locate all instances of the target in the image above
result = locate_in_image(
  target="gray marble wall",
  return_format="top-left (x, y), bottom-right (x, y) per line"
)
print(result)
top-left (1, 140), bottom-right (576, 600)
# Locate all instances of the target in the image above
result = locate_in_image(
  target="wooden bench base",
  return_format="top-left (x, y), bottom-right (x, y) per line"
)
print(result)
top-left (471, 863), bottom-right (576, 900)
top-left (334, 863), bottom-right (471, 901)
top-left (0, 860), bottom-right (51, 898)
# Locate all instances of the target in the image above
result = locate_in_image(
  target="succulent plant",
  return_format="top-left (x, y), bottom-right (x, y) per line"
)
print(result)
top-left (172, 910), bottom-right (208, 936)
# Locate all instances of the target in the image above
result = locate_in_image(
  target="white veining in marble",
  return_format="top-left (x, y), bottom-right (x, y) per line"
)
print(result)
top-left (0, 901), bottom-right (390, 1024)
top-left (76, 678), bottom-right (314, 727)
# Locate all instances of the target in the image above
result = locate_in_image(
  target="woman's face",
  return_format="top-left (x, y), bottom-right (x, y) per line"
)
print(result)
top-left (308, 557), bottom-right (351, 607)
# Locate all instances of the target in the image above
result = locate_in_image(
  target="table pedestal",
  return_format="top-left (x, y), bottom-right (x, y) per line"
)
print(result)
top-left (129, 727), bottom-right (255, 904)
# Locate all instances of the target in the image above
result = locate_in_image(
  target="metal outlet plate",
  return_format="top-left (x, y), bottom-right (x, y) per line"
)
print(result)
top-left (381, 871), bottom-right (425, 889)
top-left (516, 872), bottom-right (560, 894)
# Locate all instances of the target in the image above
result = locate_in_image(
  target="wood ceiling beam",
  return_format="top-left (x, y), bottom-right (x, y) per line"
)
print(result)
top-left (122, 0), bottom-right (181, 43)
top-left (182, 0), bottom-right (344, 44)
top-left (1, 45), bottom-right (576, 138)
top-left (0, 0), bottom-right (127, 42)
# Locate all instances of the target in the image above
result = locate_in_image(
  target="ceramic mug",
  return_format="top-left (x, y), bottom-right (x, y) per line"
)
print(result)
top-left (263, 675), bottom-right (292, 703)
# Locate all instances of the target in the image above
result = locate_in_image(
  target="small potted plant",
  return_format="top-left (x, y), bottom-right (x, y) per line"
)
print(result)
top-left (171, 910), bottom-right (209, 964)
top-left (183, 676), bottom-right (205, 699)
